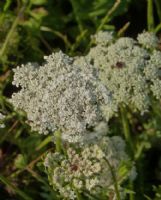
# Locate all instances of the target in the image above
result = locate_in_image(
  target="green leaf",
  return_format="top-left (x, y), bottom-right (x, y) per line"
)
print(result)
top-left (3, 0), bottom-right (12, 11)
top-left (30, 0), bottom-right (47, 5)
top-left (14, 154), bottom-right (28, 169)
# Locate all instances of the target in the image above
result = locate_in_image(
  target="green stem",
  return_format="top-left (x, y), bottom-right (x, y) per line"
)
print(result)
top-left (129, 181), bottom-right (135, 200)
top-left (69, 30), bottom-right (87, 54)
top-left (75, 190), bottom-right (82, 200)
top-left (54, 130), bottom-right (62, 152)
top-left (120, 106), bottom-right (135, 200)
top-left (147, 0), bottom-right (155, 31)
top-left (104, 158), bottom-right (121, 200)
top-left (84, 191), bottom-right (98, 199)
top-left (120, 106), bottom-right (134, 155)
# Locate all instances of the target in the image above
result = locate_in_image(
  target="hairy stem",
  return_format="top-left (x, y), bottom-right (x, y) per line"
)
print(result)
top-left (104, 158), bottom-right (121, 200)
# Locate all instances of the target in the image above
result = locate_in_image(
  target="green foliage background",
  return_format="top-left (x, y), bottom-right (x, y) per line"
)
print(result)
top-left (0, 0), bottom-right (161, 199)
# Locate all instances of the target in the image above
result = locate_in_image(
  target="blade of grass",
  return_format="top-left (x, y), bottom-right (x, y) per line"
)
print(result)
top-left (10, 149), bottom-right (52, 178)
top-left (97, 0), bottom-right (121, 32)
top-left (0, 174), bottom-right (33, 200)
top-left (26, 168), bottom-right (59, 200)
top-left (69, 29), bottom-right (88, 54)
top-left (85, 0), bottom-right (121, 53)
top-left (40, 26), bottom-right (72, 49)
top-left (36, 135), bottom-right (52, 151)
top-left (0, 120), bottom-right (19, 144)
top-left (117, 22), bottom-right (130, 37)
top-left (0, 4), bottom-right (26, 59)
top-left (39, 36), bottom-right (53, 52)
top-left (0, 16), bottom-right (19, 58)
top-left (69, 0), bottom-right (84, 33)
top-left (155, 0), bottom-right (161, 21)
top-left (155, 23), bottom-right (161, 33)
top-left (144, 194), bottom-right (152, 200)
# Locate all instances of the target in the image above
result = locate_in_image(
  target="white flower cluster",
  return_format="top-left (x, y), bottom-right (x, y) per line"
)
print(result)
top-left (11, 51), bottom-right (111, 142)
top-left (10, 31), bottom-right (146, 199)
top-left (11, 31), bottom-right (161, 139)
top-left (0, 113), bottom-right (5, 128)
top-left (92, 30), bottom-right (114, 46)
top-left (137, 31), bottom-right (159, 49)
top-left (44, 136), bottom-right (136, 199)
top-left (144, 50), bottom-right (161, 99)
top-left (87, 31), bottom-right (161, 114)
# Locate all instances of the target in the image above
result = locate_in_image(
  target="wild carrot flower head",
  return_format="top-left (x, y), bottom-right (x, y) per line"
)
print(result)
top-left (44, 136), bottom-right (136, 199)
top-left (11, 51), bottom-right (111, 143)
top-left (87, 31), bottom-right (161, 114)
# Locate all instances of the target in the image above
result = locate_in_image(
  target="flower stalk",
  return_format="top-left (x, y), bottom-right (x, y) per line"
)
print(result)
top-left (120, 106), bottom-right (134, 156)
top-left (54, 130), bottom-right (62, 152)
top-left (104, 157), bottom-right (121, 200)
top-left (120, 106), bottom-right (135, 200)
